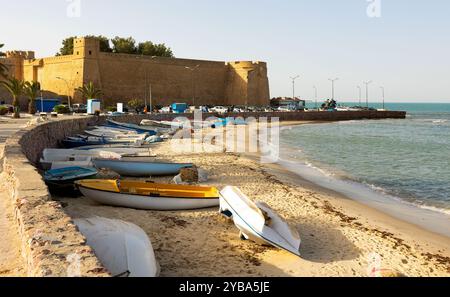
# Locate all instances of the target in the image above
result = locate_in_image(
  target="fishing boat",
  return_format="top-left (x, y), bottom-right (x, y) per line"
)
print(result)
top-left (62, 136), bottom-right (146, 148)
top-left (219, 186), bottom-right (301, 257)
top-left (92, 159), bottom-right (193, 176)
top-left (43, 149), bottom-right (122, 162)
top-left (73, 147), bottom-right (155, 157)
top-left (140, 119), bottom-right (185, 129)
top-left (44, 167), bottom-right (98, 183)
top-left (74, 217), bottom-right (159, 277)
top-left (75, 179), bottom-right (220, 210)
top-left (106, 119), bottom-right (158, 135)
top-left (41, 156), bottom-right (94, 170)
top-left (91, 126), bottom-right (142, 135)
top-left (85, 129), bottom-right (149, 140)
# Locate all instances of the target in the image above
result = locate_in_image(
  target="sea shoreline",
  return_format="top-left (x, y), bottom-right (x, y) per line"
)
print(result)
top-left (274, 121), bottom-right (450, 238)
top-left (60, 122), bottom-right (450, 276)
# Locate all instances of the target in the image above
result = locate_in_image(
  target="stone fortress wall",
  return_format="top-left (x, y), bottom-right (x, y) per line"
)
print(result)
top-left (0, 38), bottom-right (270, 107)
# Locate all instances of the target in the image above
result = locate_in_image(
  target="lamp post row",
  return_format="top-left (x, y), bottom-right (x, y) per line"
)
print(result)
top-left (290, 77), bottom-right (385, 108)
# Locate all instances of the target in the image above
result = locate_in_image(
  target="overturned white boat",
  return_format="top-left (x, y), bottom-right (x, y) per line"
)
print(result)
top-left (219, 186), bottom-right (301, 256)
top-left (74, 217), bottom-right (160, 277)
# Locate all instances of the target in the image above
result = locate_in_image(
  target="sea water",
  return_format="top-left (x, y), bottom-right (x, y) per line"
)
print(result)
top-left (277, 103), bottom-right (450, 235)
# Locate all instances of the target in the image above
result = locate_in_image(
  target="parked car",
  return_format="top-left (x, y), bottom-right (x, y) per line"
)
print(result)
top-left (72, 104), bottom-right (87, 113)
top-left (277, 106), bottom-right (292, 112)
top-left (160, 106), bottom-right (172, 113)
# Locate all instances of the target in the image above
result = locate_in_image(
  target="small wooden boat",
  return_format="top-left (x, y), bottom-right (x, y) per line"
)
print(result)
top-left (75, 179), bottom-right (220, 210)
top-left (62, 136), bottom-right (146, 148)
top-left (41, 156), bottom-right (94, 170)
top-left (44, 167), bottom-right (98, 183)
top-left (43, 149), bottom-right (122, 162)
top-left (73, 147), bottom-right (155, 157)
top-left (219, 186), bottom-right (301, 256)
top-left (93, 159), bottom-right (193, 177)
top-left (85, 129), bottom-right (148, 140)
top-left (74, 217), bottom-right (159, 277)
top-left (106, 119), bottom-right (158, 135)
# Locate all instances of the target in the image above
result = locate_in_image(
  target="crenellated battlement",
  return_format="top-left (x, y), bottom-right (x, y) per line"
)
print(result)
top-left (5, 51), bottom-right (35, 60)
top-left (2, 37), bottom-right (270, 106)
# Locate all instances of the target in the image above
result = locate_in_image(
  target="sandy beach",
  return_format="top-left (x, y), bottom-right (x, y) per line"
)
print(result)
top-left (57, 123), bottom-right (450, 277)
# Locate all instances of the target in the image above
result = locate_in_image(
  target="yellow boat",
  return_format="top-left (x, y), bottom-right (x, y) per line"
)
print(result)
top-left (75, 179), bottom-right (220, 210)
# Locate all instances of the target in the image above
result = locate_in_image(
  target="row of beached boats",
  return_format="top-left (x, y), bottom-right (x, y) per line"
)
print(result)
top-left (39, 118), bottom-right (300, 277)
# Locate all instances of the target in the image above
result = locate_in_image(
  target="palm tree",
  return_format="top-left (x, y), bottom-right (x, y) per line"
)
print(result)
top-left (24, 81), bottom-right (41, 114)
top-left (0, 43), bottom-right (8, 79)
top-left (75, 82), bottom-right (103, 102)
top-left (1, 77), bottom-right (25, 118)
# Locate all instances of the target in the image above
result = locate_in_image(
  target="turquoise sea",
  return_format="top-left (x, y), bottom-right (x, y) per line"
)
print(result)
top-left (279, 103), bottom-right (450, 221)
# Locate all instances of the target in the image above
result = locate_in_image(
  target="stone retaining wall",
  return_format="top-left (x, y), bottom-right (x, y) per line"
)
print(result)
top-left (1, 117), bottom-right (109, 277)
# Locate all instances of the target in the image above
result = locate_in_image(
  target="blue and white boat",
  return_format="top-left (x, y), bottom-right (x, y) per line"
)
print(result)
top-left (93, 159), bottom-right (193, 177)
top-left (106, 120), bottom-right (158, 135)
top-left (62, 135), bottom-right (147, 148)
top-left (44, 167), bottom-right (98, 183)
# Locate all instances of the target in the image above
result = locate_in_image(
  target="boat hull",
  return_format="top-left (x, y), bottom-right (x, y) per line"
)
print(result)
top-left (74, 217), bottom-right (159, 277)
top-left (219, 186), bottom-right (301, 256)
top-left (44, 167), bottom-right (98, 183)
top-left (93, 159), bottom-right (193, 176)
top-left (79, 186), bottom-right (219, 210)
top-left (106, 120), bottom-right (157, 135)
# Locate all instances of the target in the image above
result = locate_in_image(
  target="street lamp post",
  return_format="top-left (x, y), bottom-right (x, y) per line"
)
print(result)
top-left (144, 56), bottom-right (157, 113)
top-left (328, 78), bottom-right (339, 100)
top-left (380, 86), bottom-right (385, 110)
top-left (56, 77), bottom-right (71, 110)
top-left (363, 81), bottom-right (373, 108)
top-left (313, 85), bottom-right (318, 110)
top-left (185, 65), bottom-right (200, 107)
top-left (357, 85), bottom-right (362, 106)
top-left (290, 75), bottom-right (300, 100)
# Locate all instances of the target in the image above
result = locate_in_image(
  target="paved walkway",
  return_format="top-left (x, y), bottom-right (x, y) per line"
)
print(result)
top-left (0, 115), bottom-right (30, 276)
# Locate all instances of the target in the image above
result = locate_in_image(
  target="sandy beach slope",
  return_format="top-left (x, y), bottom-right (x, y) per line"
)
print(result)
top-left (59, 129), bottom-right (450, 277)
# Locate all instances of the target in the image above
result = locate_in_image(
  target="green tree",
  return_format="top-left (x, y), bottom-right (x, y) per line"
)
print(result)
top-left (75, 82), bottom-right (103, 101)
top-left (137, 41), bottom-right (174, 57)
top-left (0, 43), bottom-right (8, 79)
top-left (24, 81), bottom-right (41, 114)
top-left (127, 99), bottom-right (144, 113)
top-left (56, 36), bottom-right (77, 56)
top-left (56, 36), bottom-right (112, 56)
top-left (1, 77), bottom-right (25, 118)
top-left (111, 36), bottom-right (137, 54)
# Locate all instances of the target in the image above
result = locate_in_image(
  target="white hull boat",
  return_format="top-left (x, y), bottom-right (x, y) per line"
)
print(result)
top-left (75, 147), bottom-right (156, 157)
top-left (40, 155), bottom-right (93, 170)
top-left (74, 217), bottom-right (159, 277)
top-left (49, 160), bottom-right (93, 170)
top-left (219, 186), bottom-right (301, 256)
top-left (76, 179), bottom-right (220, 211)
top-left (85, 130), bottom-right (148, 140)
top-left (79, 187), bottom-right (220, 210)
top-left (43, 149), bottom-right (122, 162)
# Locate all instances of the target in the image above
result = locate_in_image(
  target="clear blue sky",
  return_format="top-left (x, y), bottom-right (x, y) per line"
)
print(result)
top-left (1, 0), bottom-right (449, 102)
